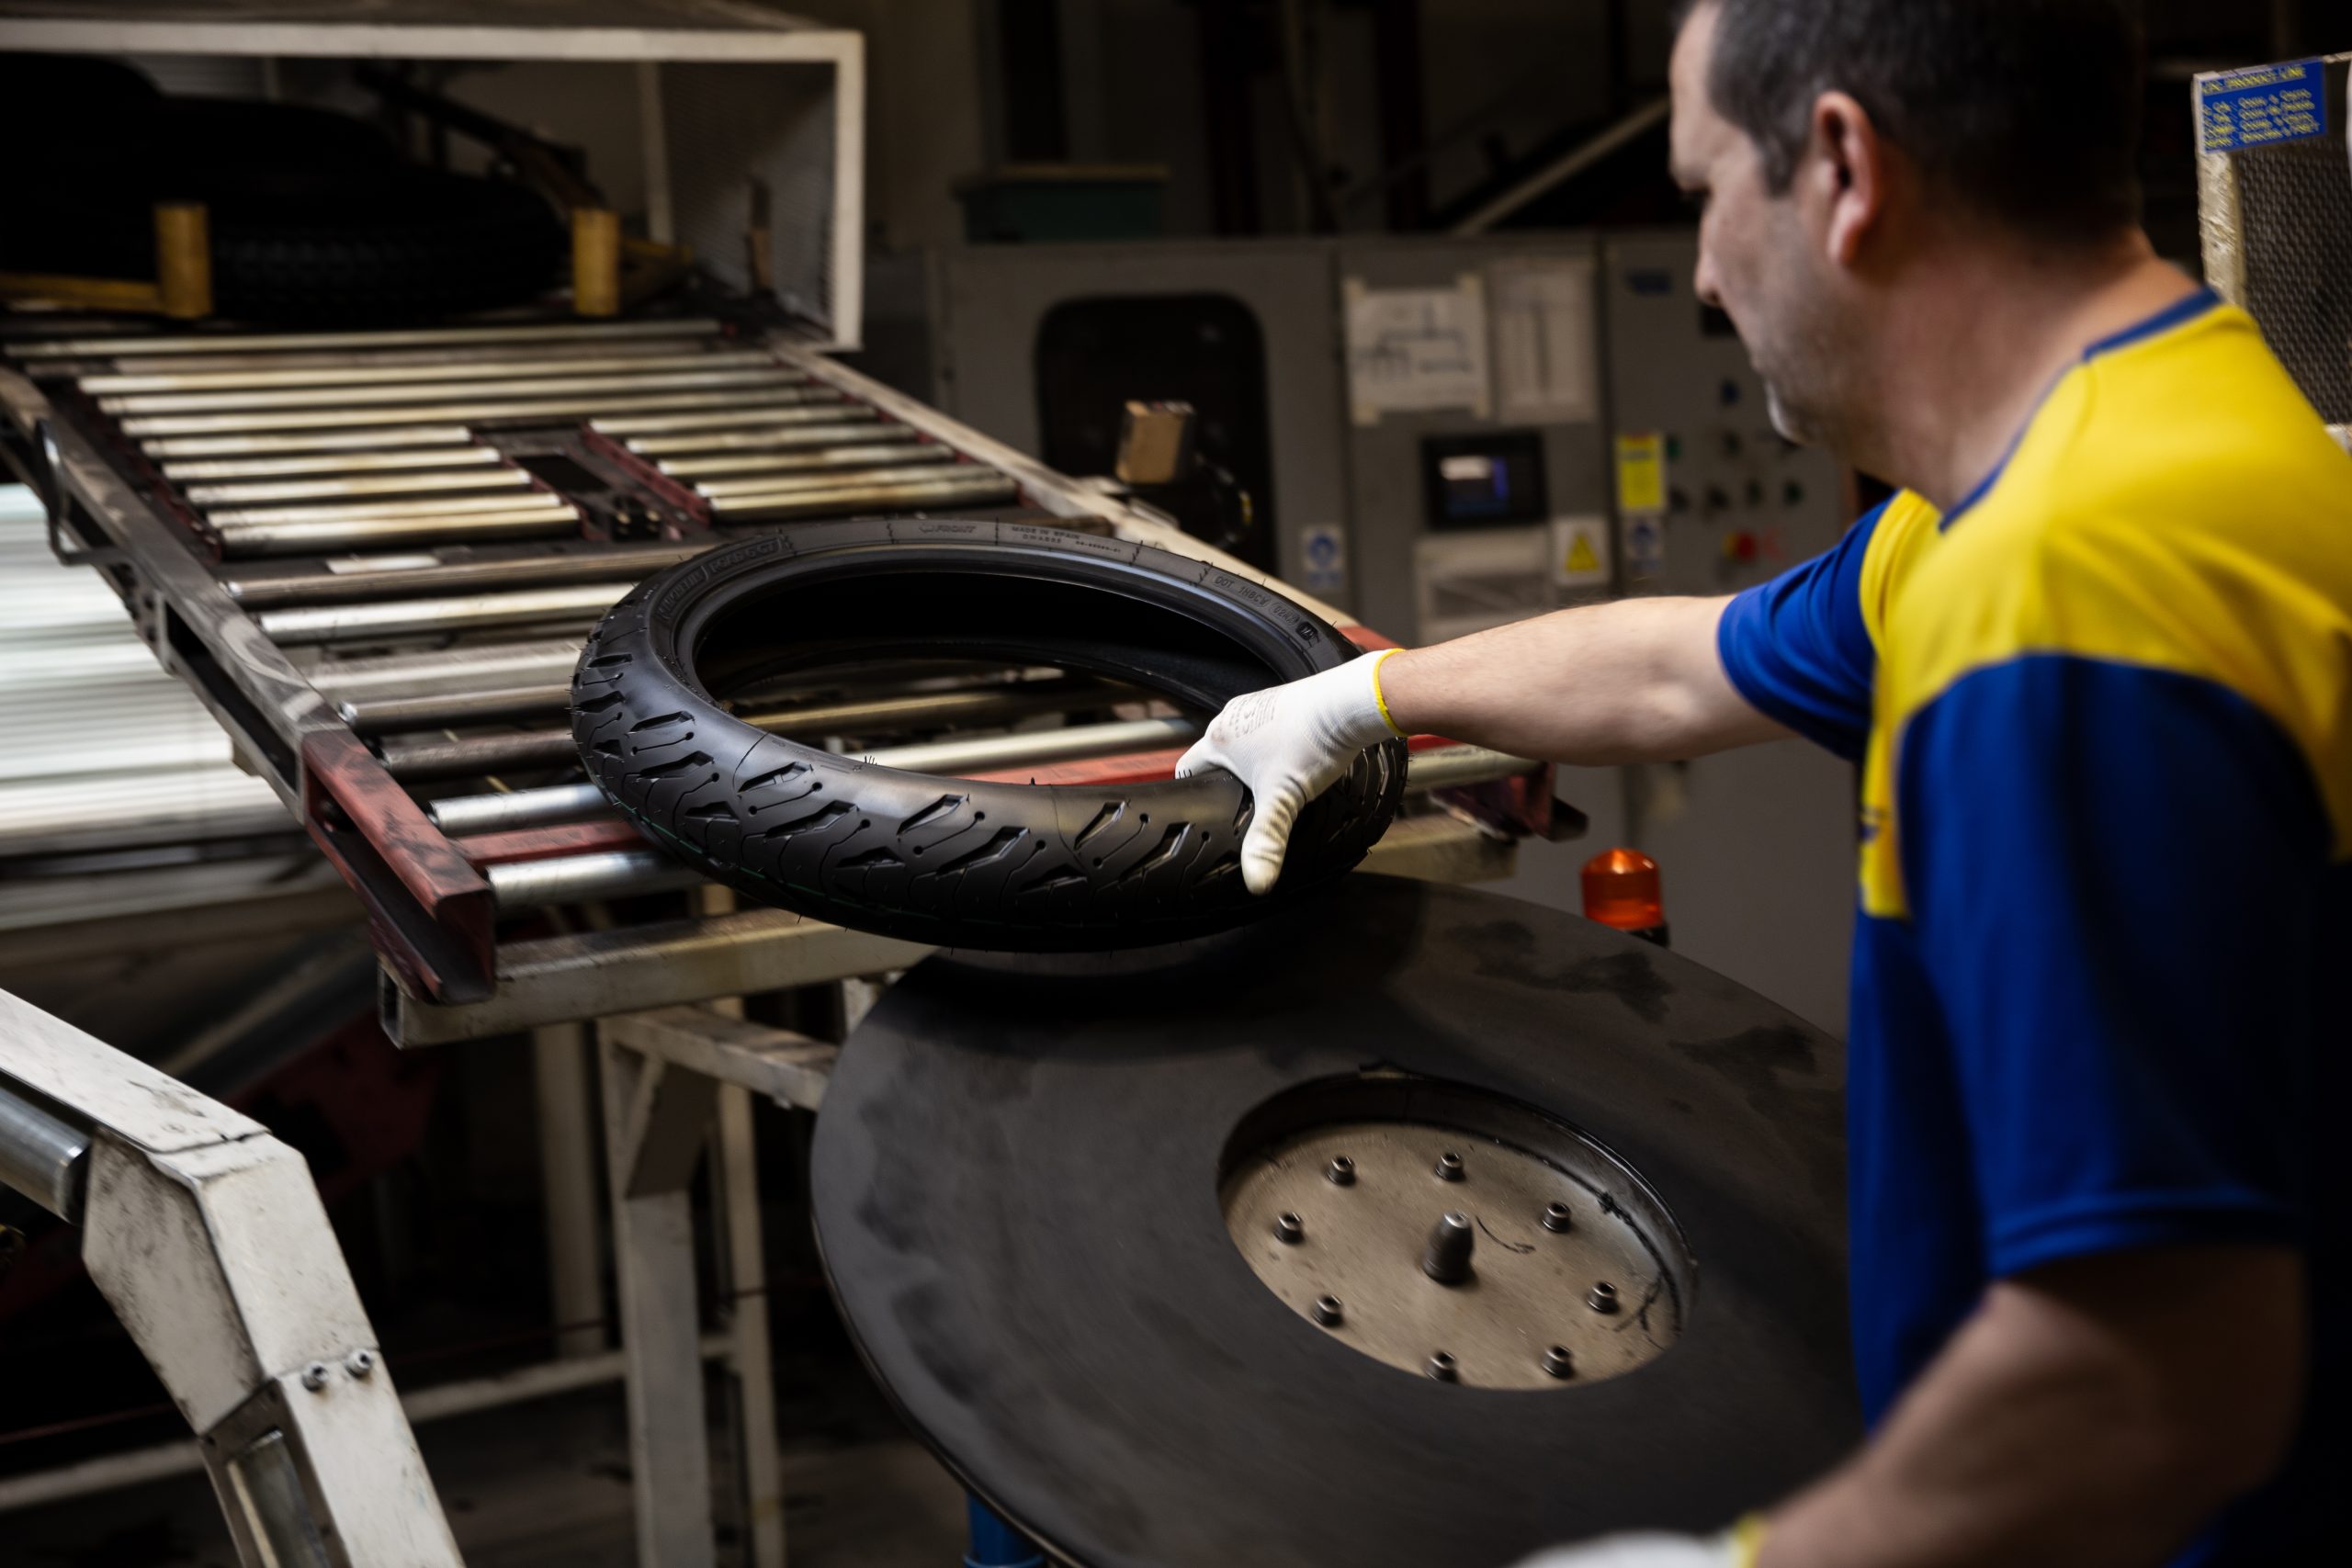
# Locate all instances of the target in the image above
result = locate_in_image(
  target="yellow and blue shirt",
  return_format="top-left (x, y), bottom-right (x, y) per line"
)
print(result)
top-left (1718, 289), bottom-right (2352, 1563)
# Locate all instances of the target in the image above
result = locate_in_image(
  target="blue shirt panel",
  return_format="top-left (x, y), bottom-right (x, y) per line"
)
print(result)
top-left (1714, 500), bottom-right (1887, 762)
top-left (1854, 655), bottom-right (2341, 1564)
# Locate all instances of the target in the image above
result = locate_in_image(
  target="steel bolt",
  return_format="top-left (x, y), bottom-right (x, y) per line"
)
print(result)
top-left (1422, 1212), bottom-right (1476, 1285)
top-left (345, 1349), bottom-right (376, 1379)
top-left (1428, 1351), bottom-right (1460, 1382)
top-left (1543, 1201), bottom-right (1574, 1234)
top-left (1312, 1295), bottom-right (1344, 1326)
top-left (1326, 1156), bottom-right (1356, 1186)
top-left (1435, 1151), bottom-right (1464, 1181)
top-left (1543, 1346), bottom-right (1577, 1380)
top-left (300, 1362), bottom-right (330, 1393)
top-left (1274, 1213), bottom-right (1306, 1246)
top-left (1588, 1281), bottom-right (1621, 1314)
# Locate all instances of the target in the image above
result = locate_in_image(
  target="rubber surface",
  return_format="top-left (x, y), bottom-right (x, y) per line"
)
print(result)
top-left (571, 520), bottom-right (1406, 950)
top-left (811, 876), bottom-right (1860, 1568)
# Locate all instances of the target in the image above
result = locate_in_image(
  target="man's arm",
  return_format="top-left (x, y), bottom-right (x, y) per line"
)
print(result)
top-left (1182, 504), bottom-right (1888, 893)
top-left (1175, 596), bottom-right (1785, 893)
top-left (1758, 1246), bottom-right (2305, 1568)
top-left (1523, 1247), bottom-right (2305, 1568)
top-left (1379, 595), bottom-right (1786, 765)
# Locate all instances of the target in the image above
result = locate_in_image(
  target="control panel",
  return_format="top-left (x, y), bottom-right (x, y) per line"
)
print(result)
top-left (1602, 234), bottom-right (1850, 597)
top-left (1599, 231), bottom-right (1861, 1039)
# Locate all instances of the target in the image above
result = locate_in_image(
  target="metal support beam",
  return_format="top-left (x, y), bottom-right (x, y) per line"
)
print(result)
top-left (616, 1053), bottom-right (720, 1199)
top-left (385, 817), bottom-right (1510, 1047)
top-left (533, 1023), bottom-right (605, 1359)
top-left (0, 987), bottom-right (463, 1566)
top-left (600, 1031), bottom-right (718, 1568)
top-left (388, 908), bottom-right (927, 1046)
top-left (603, 1007), bottom-right (837, 1112)
top-left (0, 1078), bottom-right (90, 1221)
top-left (1448, 97), bottom-right (1671, 236)
top-left (589, 1000), bottom-right (821, 1568)
top-left (0, 1338), bottom-right (730, 1515)
top-left (714, 1086), bottom-right (786, 1568)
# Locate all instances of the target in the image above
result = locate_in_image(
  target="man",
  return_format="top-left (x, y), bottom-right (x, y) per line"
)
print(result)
top-left (1178, 2), bottom-right (2349, 1563)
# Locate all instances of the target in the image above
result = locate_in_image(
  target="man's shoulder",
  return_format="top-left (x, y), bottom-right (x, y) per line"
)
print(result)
top-left (2018, 304), bottom-right (2350, 546)
top-left (1879, 311), bottom-right (2352, 852)
top-left (1900, 304), bottom-right (2352, 653)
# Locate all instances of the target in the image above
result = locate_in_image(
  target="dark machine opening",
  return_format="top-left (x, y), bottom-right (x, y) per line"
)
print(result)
top-left (1033, 294), bottom-right (1279, 572)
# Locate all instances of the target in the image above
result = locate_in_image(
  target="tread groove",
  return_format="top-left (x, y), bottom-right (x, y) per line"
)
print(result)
top-left (899, 794), bottom-right (968, 836)
top-left (1074, 800), bottom-right (1125, 850)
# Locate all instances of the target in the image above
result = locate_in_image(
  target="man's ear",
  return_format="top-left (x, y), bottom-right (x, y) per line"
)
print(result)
top-left (1806, 90), bottom-right (1888, 266)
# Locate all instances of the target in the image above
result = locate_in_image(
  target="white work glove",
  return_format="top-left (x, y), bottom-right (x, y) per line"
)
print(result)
top-left (1515, 1524), bottom-right (1759, 1568)
top-left (1174, 650), bottom-right (1404, 896)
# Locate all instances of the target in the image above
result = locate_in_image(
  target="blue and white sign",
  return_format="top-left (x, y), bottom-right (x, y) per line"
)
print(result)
top-left (1624, 514), bottom-right (1665, 582)
top-left (1301, 525), bottom-right (1348, 596)
top-left (2199, 59), bottom-right (2327, 154)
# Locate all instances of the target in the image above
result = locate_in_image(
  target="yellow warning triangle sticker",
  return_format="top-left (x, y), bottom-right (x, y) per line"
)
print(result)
top-left (1566, 533), bottom-right (1601, 574)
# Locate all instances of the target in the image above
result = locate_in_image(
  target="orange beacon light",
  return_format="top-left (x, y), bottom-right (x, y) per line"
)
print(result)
top-left (1581, 848), bottom-right (1669, 947)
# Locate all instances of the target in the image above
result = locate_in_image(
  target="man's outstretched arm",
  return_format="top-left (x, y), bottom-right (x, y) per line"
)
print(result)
top-left (1376, 595), bottom-right (1783, 765)
top-left (1175, 596), bottom-right (1786, 893)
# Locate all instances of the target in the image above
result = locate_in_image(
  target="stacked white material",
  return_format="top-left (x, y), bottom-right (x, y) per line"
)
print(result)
top-left (0, 485), bottom-right (289, 859)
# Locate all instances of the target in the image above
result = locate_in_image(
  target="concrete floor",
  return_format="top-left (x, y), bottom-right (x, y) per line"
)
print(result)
top-left (6, 1384), bottom-right (970, 1568)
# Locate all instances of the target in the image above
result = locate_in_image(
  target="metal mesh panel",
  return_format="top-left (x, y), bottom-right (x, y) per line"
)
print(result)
top-left (660, 61), bottom-right (839, 338)
top-left (2200, 55), bottom-right (2352, 425)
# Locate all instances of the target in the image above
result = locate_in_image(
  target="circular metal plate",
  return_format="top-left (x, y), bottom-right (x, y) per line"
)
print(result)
top-left (1219, 1076), bottom-right (1692, 1391)
top-left (812, 876), bottom-right (1858, 1568)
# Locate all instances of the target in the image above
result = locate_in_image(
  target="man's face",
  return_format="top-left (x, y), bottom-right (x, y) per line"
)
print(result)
top-left (1669, 4), bottom-right (1860, 450)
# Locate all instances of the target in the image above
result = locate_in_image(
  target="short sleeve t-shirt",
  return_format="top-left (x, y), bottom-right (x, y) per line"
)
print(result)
top-left (1717, 291), bottom-right (2352, 1565)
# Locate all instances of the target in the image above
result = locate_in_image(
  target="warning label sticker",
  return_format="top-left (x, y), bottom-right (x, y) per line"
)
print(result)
top-left (1615, 433), bottom-right (1666, 513)
top-left (1550, 515), bottom-right (1611, 590)
top-left (2199, 59), bottom-right (2327, 153)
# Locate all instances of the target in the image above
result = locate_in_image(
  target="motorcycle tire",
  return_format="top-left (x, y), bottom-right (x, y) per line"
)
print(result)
top-left (571, 518), bottom-right (1407, 951)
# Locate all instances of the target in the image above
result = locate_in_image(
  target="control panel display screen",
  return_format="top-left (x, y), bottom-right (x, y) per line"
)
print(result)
top-left (1421, 431), bottom-right (1549, 530)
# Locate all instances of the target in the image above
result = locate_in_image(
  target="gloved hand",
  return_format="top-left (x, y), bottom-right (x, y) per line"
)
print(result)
top-left (1514, 1522), bottom-right (1761, 1568)
top-left (1173, 649), bottom-right (1405, 896)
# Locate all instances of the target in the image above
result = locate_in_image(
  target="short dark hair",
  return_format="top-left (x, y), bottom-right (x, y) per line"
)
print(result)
top-left (1675, 0), bottom-right (2145, 243)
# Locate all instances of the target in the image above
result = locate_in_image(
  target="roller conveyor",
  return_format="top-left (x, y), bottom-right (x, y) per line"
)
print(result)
top-left (119, 387), bottom-right (847, 435)
top-left (162, 446), bottom-right (504, 479)
top-left (213, 507), bottom-right (587, 556)
top-left (1, 312), bottom-right (1553, 1042)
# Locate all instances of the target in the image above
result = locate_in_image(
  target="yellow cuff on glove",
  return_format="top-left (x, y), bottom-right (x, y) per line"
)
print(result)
top-left (1368, 648), bottom-right (1409, 739)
